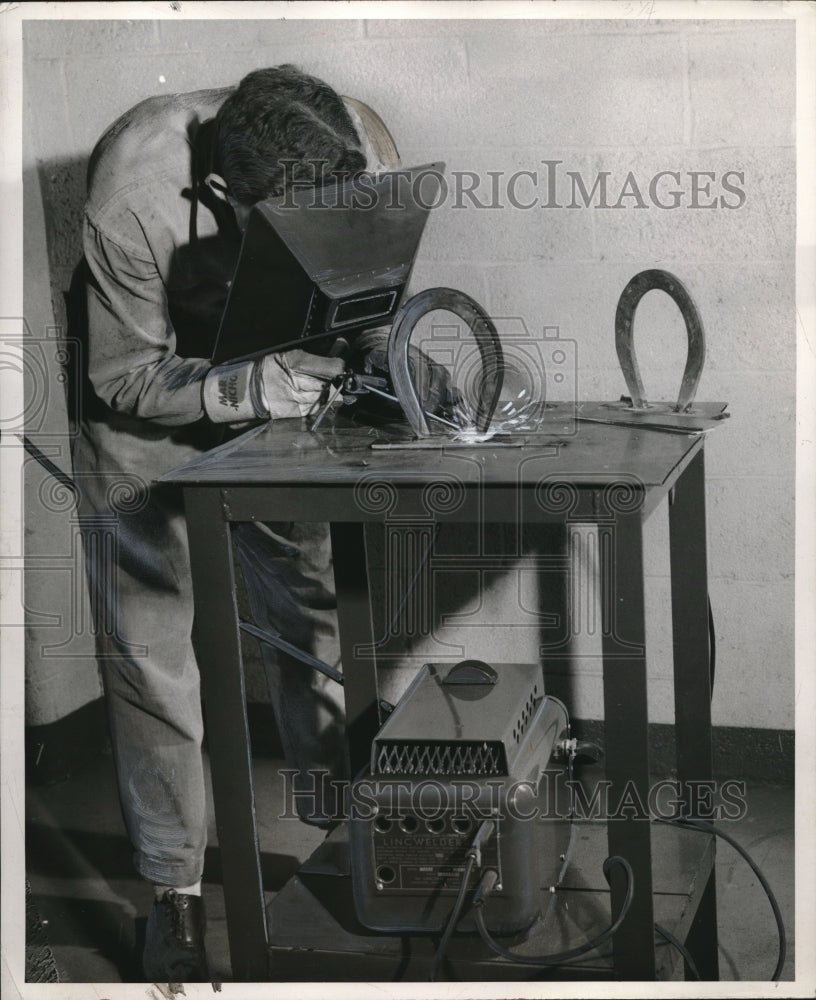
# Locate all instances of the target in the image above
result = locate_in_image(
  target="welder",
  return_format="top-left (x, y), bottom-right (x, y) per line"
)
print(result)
top-left (71, 65), bottom-right (394, 983)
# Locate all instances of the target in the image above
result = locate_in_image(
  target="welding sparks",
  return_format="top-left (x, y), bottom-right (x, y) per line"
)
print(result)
top-left (452, 427), bottom-right (499, 443)
top-left (452, 385), bottom-right (545, 437)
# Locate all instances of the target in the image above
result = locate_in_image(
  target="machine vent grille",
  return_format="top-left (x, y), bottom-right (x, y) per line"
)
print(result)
top-left (374, 740), bottom-right (507, 776)
top-left (511, 685), bottom-right (541, 745)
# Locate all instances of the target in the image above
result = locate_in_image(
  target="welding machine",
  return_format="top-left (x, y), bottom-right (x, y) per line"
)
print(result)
top-left (348, 660), bottom-right (571, 935)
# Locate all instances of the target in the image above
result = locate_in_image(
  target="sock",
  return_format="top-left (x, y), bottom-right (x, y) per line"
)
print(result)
top-left (153, 881), bottom-right (202, 899)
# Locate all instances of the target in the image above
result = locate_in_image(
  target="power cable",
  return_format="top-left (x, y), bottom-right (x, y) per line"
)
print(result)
top-left (655, 815), bottom-right (786, 981)
top-left (427, 854), bottom-right (476, 982)
top-left (654, 921), bottom-right (700, 980)
top-left (473, 856), bottom-right (634, 967)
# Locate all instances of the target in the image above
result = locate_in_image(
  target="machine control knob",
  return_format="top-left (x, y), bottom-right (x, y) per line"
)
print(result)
top-left (443, 659), bottom-right (499, 686)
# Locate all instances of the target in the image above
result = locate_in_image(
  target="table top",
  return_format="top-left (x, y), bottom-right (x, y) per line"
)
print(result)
top-left (162, 404), bottom-right (707, 496)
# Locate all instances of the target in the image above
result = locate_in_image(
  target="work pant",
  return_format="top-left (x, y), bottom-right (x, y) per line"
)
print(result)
top-left (74, 426), bottom-right (344, 888)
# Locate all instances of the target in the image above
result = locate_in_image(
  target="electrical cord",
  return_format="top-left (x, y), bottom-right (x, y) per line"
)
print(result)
top-left (239, 619), bottom-right (344, 684)
top-left (566, 741), bottom-right (698, 978)
top-left (21, 436), bottom-right (80, 498)
top-left (427, 853), bottom-right (476, 982)
top-left (242, 521), bottom-right (441, 690)
top-left (655, 815), bottom-right (786, 981)
top-left (428, 819), bottom-right (495, 981)
top-left (654, 921), bottom-right (700, 980)
top-left (472, 855), bottom-right (634, 967)
top-left (425, 738), bottom-right (647, 978)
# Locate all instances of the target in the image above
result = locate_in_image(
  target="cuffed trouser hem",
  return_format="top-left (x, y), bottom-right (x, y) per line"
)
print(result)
top-left (136, 854), bottom-right (206, 890)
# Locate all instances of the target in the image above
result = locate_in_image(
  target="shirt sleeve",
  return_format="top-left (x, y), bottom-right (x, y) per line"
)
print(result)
top-left (83, 215), bottom-right (212, 426)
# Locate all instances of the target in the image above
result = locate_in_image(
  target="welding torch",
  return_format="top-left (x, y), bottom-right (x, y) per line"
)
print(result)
top-left (309, 369), bottom-right (459, 432)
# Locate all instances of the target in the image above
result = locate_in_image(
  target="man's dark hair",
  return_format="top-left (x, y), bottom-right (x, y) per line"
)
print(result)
top-left (214, 65), bottom-right (367, 205)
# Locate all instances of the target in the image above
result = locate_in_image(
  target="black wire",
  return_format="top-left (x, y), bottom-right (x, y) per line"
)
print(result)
top-left (656, 816), bottom-right (786, 981)
top-left (654, 921), bottom-right (700, 980)
top-left (428, 853), bottom-right (476, 982)
top-left (473, 855), bottom-right (633, 967)
top-left (708, 594), bottom-right (716, 692)
top-left (239, 524), bottom-right (438, 688)
top-left (21, 435), bottom-right (79, 497)
top-left (239, 619), bottom-right (344, 685)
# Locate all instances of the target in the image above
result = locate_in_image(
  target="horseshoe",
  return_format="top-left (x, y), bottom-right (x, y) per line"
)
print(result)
top-left (615, 269), bottom-right (706, 413)
top-left (387, 287), bottom-right (504, 437)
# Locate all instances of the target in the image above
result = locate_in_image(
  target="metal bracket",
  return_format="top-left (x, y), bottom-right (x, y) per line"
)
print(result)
top-left (615, 269), bottom-right (706, 413)
top-left (387, 287), bottom-right (504, 437)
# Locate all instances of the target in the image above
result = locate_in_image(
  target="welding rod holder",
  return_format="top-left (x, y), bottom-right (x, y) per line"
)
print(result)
top-left (387, 287), bottom-right (504, 437)
top-left (615, 269), bottom-right (706, 413)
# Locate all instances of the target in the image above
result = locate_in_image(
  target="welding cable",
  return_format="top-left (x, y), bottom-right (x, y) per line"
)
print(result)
top-left (472, 855), bottom-right (634, 967)
top-left (359, 381), bottom-right (461, 430)
top-left (654, 921), bottom-right (700, 980)
top-left (655, 815), bottom-right (786, 981)
top-left (428, 818), bottom-right (496, 982)
top-left (21, 435), bottom-right (80, 500)
top-left (240, 621), bottom-right (394, 716)
top-left (239, 620), bottom-right (344, 685)
top-left (427, 852), bottom-right (477, 982)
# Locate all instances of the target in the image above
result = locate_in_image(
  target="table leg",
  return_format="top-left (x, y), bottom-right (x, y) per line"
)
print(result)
top-left (684, 868), bottom-right (719, 980)
top-left (330, 522), bottom-right (380, 778)
top-left (668, 448), bottom-right (719, 979)
top-left (184, 488), bottom-right (268, 981)
top-left (669, 449), bottom-right (716, 799)
top-left (600, 512), bottom-right (656, 979)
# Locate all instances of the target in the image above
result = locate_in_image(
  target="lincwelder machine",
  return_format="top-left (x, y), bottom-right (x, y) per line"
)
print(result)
top-left (348, 660), bottom-right (571, 935)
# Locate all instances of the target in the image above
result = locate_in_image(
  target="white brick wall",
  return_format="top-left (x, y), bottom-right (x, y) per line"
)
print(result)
top-left (22, 16), bottom-right (796, 729)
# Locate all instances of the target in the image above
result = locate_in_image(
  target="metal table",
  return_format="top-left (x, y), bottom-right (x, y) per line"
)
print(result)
top-left (161, 410), bottom-right (718, 982)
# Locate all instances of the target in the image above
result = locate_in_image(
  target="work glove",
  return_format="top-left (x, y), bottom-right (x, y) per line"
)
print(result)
top-left (203, 348), bottom-right (345, 423)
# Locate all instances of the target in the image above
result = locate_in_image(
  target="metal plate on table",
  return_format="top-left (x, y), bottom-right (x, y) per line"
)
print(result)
top-left (575, 399), bottom-right (730, 435)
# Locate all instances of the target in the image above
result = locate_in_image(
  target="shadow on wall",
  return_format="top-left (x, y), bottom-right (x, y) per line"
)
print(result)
top-left (24, 158), bottom-right (93, 435)
top-left (368, 522), bottom-right (575, 712)
top-left (33, 160), bottom-right (105, 443)
top-left (35, 156), bottom-right (88, 332)
top-left (21, 158), bottom-right (103, 733)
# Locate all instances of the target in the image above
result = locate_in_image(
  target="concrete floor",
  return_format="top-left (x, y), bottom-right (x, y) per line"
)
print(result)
top-left (24, 747), bottom-right (795, 985)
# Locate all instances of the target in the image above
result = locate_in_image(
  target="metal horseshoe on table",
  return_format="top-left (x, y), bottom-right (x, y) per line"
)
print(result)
top-left (387, 287), bottom-right (505, 437)
top-left (615, 269), bottom-right (706, 413)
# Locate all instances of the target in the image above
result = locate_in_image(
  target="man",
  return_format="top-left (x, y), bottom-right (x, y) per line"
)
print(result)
top-left (73, 65), bottom-right (392, 982)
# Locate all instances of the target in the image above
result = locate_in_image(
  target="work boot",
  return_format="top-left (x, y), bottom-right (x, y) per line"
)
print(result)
top-left (143, 890), bottom-right (209, 983)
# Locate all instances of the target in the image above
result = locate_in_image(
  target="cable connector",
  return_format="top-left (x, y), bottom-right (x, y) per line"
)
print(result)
top-left (473, 869), bottom-right (500, 908)
top-left (465, 819), bottom-right (496, 868)
top-left (559, 737), bottom-right (603, 764)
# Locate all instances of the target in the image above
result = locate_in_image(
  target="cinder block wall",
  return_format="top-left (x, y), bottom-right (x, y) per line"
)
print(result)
top-left (22, 17), bottom-right (795, 730)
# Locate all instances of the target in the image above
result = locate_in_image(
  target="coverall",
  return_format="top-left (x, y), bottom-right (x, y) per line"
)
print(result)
top-left (73, 87), bottom-right (373, 887)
